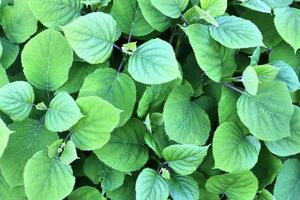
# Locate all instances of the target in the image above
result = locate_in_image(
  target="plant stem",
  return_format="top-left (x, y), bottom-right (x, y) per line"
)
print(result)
top-left (223, 83), bottom-right (244, 94)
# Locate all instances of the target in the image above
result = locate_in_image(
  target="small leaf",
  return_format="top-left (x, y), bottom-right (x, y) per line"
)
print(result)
top-left (168, 175), bottom-right (199, 200)
top-left (60, 141), bottom-right (78, 165)
top-left (200, 0), bottom-right (227, 17)
top-left (150, 0), bottom-right (189, 18)
top-left (261, 0), bottom-right (292, 8)
top-left (184, 6), bottom-right (219, 26)
top-left (253, 64), bottom-right (279, 84)
top-left (68, 186), bottom-right (103, 200)
top-left (242, 66), bottom-right (259, 95)
top-left (240, 0), bottom-right (271, 13)
top-left (136, 168), bottom-right (169, 200)
top-left (0, 81), bottom-right (34, 121)
top-left (45, 92), bottom-right (83, 132)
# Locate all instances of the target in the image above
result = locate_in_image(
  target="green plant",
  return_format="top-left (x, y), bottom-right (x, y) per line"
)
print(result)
top-left (0, 0), bottom-right (299, 199)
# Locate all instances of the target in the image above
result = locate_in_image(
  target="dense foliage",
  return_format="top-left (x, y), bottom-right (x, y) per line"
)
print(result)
top-left (0, 0), bottom-right (299, 200)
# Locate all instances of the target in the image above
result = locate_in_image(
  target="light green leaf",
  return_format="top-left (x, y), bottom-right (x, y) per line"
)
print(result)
top-left (71, 96), bottom-right (120, 150)
top-left (138, 0), bottom-right (171, 31)
top-left (68, 186), bottom-right (103, 200)
top-left (274, 159), bottom-right (300, 200)
top-left (209, 15), bottom-right (263, 49)
top-left (1, 0), bottom-right (37, 43)
top-left (168, 175), bottom-right (199, 200)
top-left (256, 189), bottom-right (275, 200)
top-left (249, 46), bottom-right (261, 66)
top-left (237, 81), bottom-right (293, 141)
top-left (0, 81), bottom-right (34, 121)
top-left (29, 0), bottom-right (82, 27)
top-left (242, 66), bottom-right (259, 95)
top-left (94, 118), bottom-right (149, 172)
top-left (136, 168), bottom-right (169, 200)
top-left (128, 38), bottom-right (181, 84)
top-left (183, 6), bottom-right (219, 26)
top-left (0, 118), bottom-right (13, 158)
top-left (240, 0), bottom-right (271, 13)
top-left (45, 92), bottom-right (83, 132)
top-left (62, 12), bottom-right (121, 64)
top-left (79, 68), bottom-right (136, 127)
top-left (205, 171), bottom-right (258, 200)
top-left (0, 66), bottom-right (8, 87)
top-left (21, 29), bottom-right (73, 91)
top-left (184, 24), bottom-right (236, 82)
top-left (111, 0), bottom-right (154, 36)
top-left (162, 144), bottom-right (208, 175)
top-left (200, 0), bottom-right (227, 17)
top-left (60, 141), bottom-right (78, 165)
top-left (261, 0), bottom-right (292, 8)
top-left (150, 0), bottom-right (189, 18)
top-left (213, 122), bottom-right (260, 172)
top-left (48, 139), bottom-right (63, 158)
top-left (0, 38), bottom-right (19, 69)
top-left (253, 64), bottom-right (279, 84)
top-left (272, 61), bottom-right (300, 92)
top-left (24, 150), bottom-right (75, 200)
top-left (163, 84), bottom-right (211, 145)
top-left (265, 106), bottom-right (300, 156)
top-left (0, 172), bottom-right (11, 200)
top-left (274, 7), bottom-right (300, 52)
top-left (0, 119), bottom-right (58, 187)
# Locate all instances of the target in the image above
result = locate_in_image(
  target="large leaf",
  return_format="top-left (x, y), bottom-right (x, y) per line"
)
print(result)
top-left (265, 106), bottom-right (300, 156)
top-left (162, 144), bottom-right (208, 175)
top-left (200, 0), bottom-right (227, 16)
top-left (0, 119), bottom-right (58, 187)
top-left (163, 84), bottom-right (211, 145)
top-left (274, 7), bottom-right (300, 52)
top-left (136, 168), bottom-right (169, 200)
top-left (138, 0), bottom-right (170, 32)
top-left (1, 0), bottom-right (37, 43)
top-left (111, 0), bottom-right (154, 36)
top-left (209, 15), bottom-right (263, 49)
top-left (29, 0), bottom-right (82, 27)
top-left (128, 38), bottom-right (181, 84)
top-left (0, 81), bottom-right (35, 121)
top-left (274, 159), bottom-right (300, 200)
top-left (184, 24), bottom-right (236, 82)
top-left (150, 0), bottom-right (189, 18)
top-left (21, 29), bottom-right (73, 91)
top-left (237, 81), bottom-right (293, 141)
top-left (45, 92), bottom-right (83, 132)
top-left (168, 175), bottom-right (199, 200)
top-left (71, 96), bottom-right (120, 150)
top-left (213, 122), bottom-right (260, 172)
top-left (206, 171), bottom-right (258, 200)
top-left (62, 12), bottom-right (121, 64)
top-left (94, 118), bottom-right (149, 172)
top-left (240, 0), bottom-right (271, 13)
top-left (0, 118), bottom-right (13, 158)
top-left (261, 0), bottom-right (293, 8)
top-left (79, 68), bottom-right (136, 127)
top-left (24, 150), bottom-right (75, 200)
top-left (68, 186), bottom-right (103, 200)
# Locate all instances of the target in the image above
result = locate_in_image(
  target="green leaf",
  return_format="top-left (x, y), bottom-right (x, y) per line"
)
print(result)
top-left (254, 64), bottom-right (279, 84)
top-left (29, 0), bottom-right (82, 27)
top-left (0, 81), bottom-right (34, 121)
top-left (249, 46), bottom-right (261, 66)
top-left (68, 186), bottom-right (103, 200)
top-left (48, 139), bottom-right (63, 158)
top-left (242, 66), bottom-right (259, 96)
top-left (111, 0), bottom-right (154, 36)
top-left (71, 96), bottom-right (120, 150)
top-left (272, 61), bottom-right (300, 92)
top-left (0, 38), bottom-right (19, 69)
top-left (0, 172), bottom-right (11, 200)
top-left (163, 84), bottom-right (211, 145)
top-left (237, 81), bottom-right (293, 141)
top-left (183, 6), bottom-right (219, 26)
top-left (274, 159), bottom-right (300, 200)
top-left (0, 119), bottom-right (58, 187)
top-left (24, 150), bottom-right (75, 200)
top-left (0, 66), bottom-right (8, 88)
top-left (138, 0), bottom-right (171, 32)
top-left (79, 68), bottom-right (136, 127)
top-left (83, 154), bottom-right (124, 191)
top-left (106, 176), bottom-right (136, 200)
top-left (135, 168), bottom-right (169, 200)
top-left (21, 29), bottom-right (73, 91)
top-left (62, 12), bottom-right (121, 64)
top-left (274, 7), bottom-right (300, 52)
top-left (200, 0), bottom-right (227, 17)
top-left (45, 92), bottom-right (83, 132)
top-left (261, 0), bottom-right (292, 8)
top-left (60, 141), bottom-right (78, 165)
top-left (1, 0), bottom-right (37, 43)
top-left (265, 106), bottom-right (300, 156)
top-left (240, 0), bottom-right (271, 13)
top-left (162, 144), bottom-right (208, 175)
top-left (256, 189), bottom-right (275, 200)
top-left (94, 118), bottom-right (149, 172)
top-left (205, 171), bottom-right (258, 200)
top-left (128, 38), bottom-right (181, 84)
top-left (209, 15), bottom-right (263, 49)
top-left (168, 175), bottom-right (199, 200)
top-left (213, 122), bottom-right (261, 172)
top-left (184, 24), bottom-right (236, 82)
top-left (150, 0), bottom-right (189, 18)
top-left (0, 118), bottom-right (13, 158)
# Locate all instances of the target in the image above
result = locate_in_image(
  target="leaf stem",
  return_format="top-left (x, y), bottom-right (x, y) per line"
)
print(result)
top-left (223, 83), bottom-right (244, 94)
top-left (113, 44), bottom-right (123, 53)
